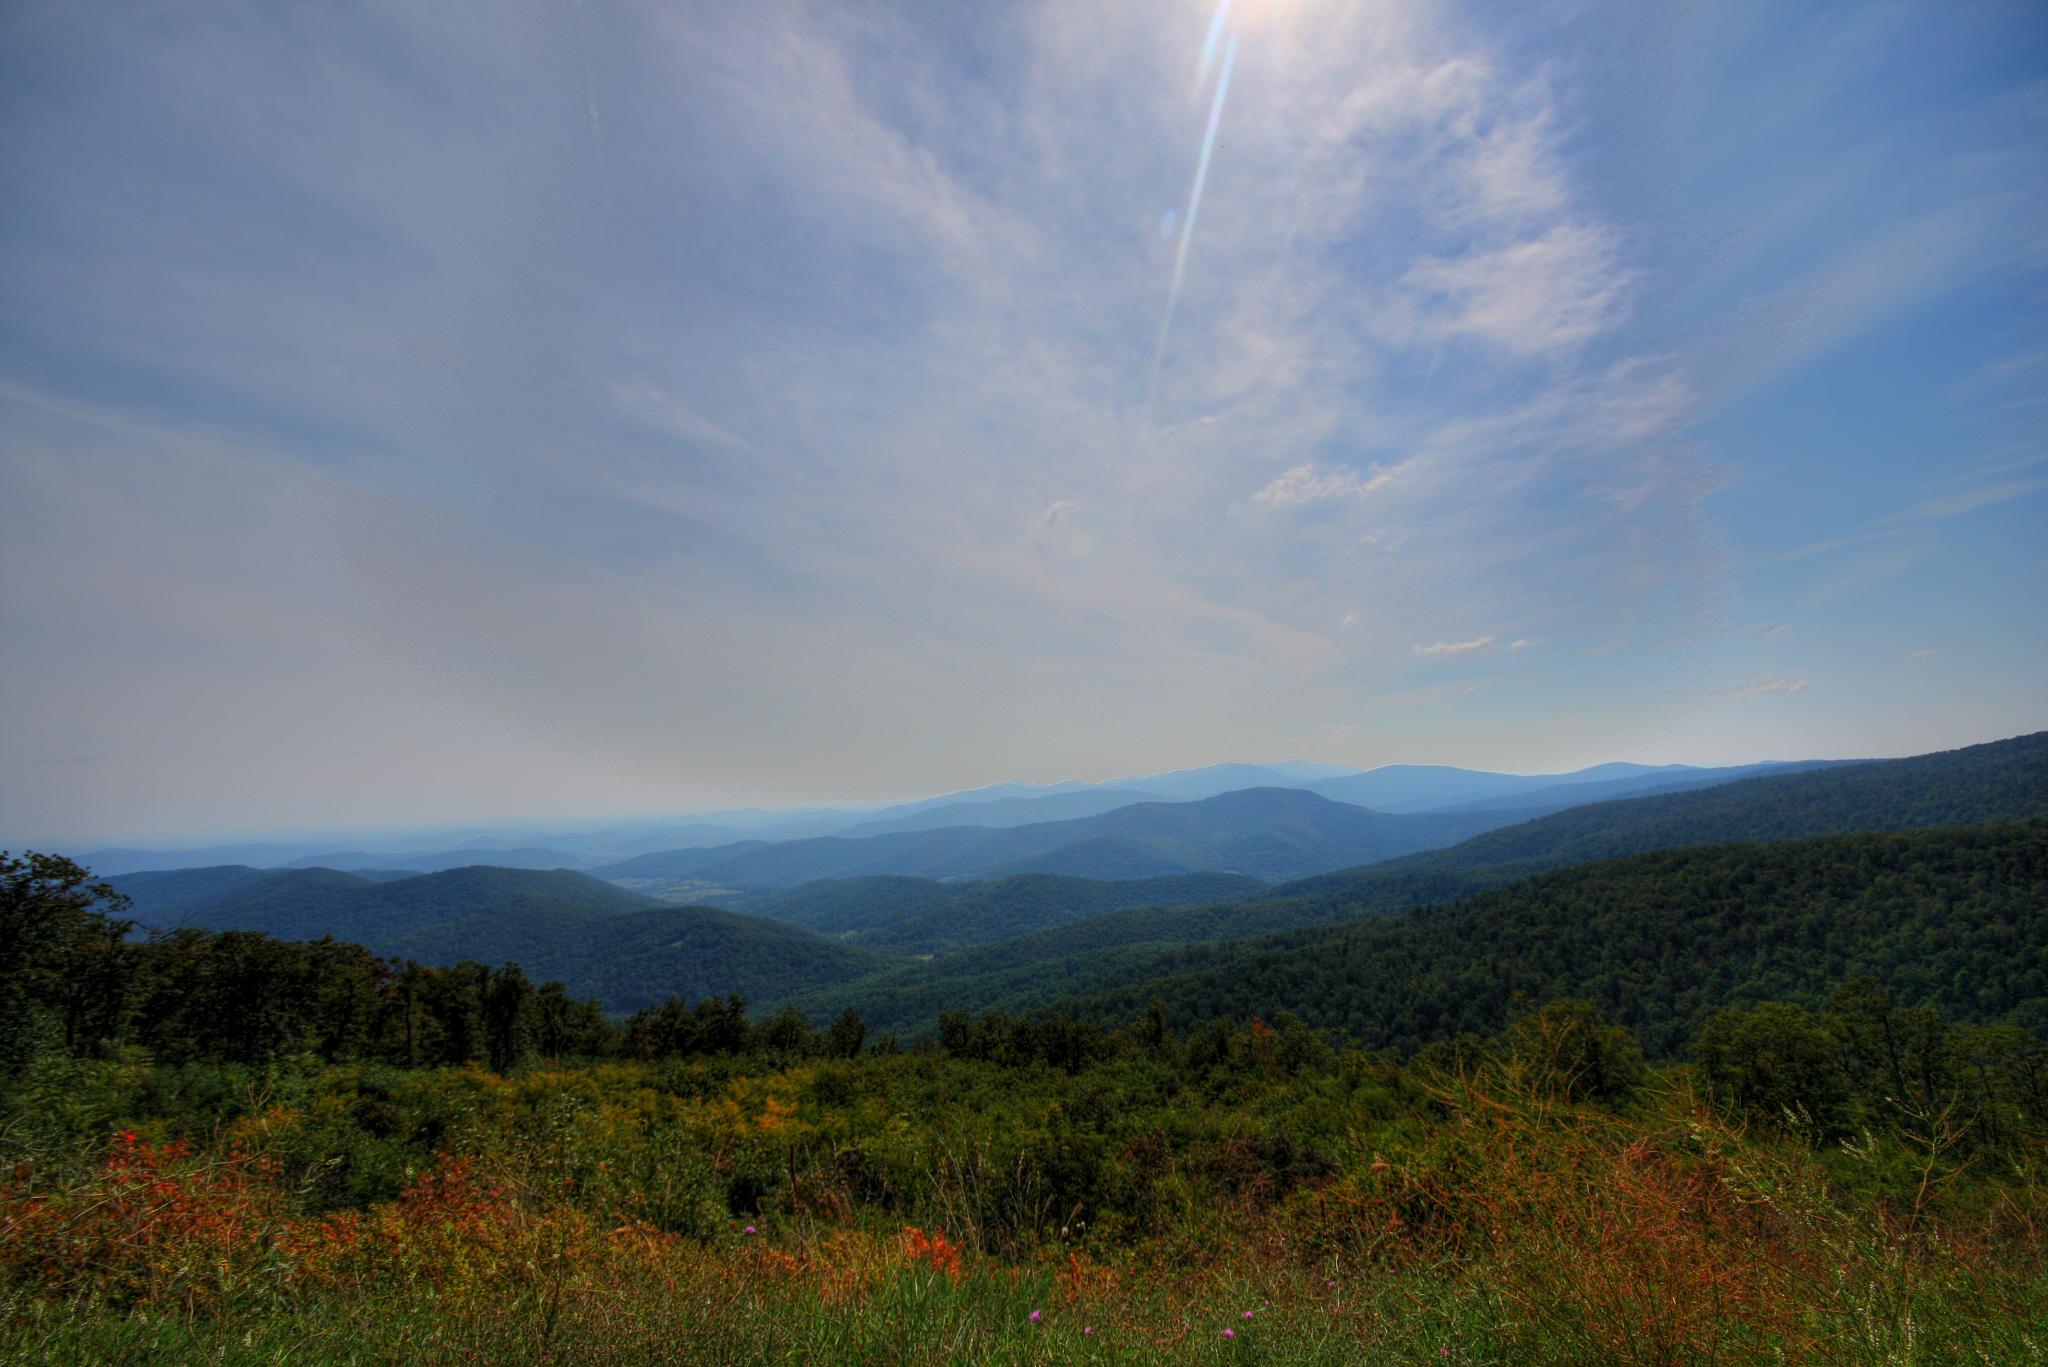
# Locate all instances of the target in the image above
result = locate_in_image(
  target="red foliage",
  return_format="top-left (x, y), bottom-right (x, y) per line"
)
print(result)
top-left (901, 1225), bottom-right (963, 1280)
top-left (0, 1129), bottom-right (282, 1311)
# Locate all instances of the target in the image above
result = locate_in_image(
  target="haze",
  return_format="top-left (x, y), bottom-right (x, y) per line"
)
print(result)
top-left (2, 0), bottom-right (2044, 847)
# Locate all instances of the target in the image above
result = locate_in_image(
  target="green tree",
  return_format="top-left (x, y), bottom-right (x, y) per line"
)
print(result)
top-left (1503, 999), bottom-right (1645, 1104)
top-left (1696, 1001), bottom-right (1853, 1140)
top-left (826, 1007), bottom-right (867, 1058)
top-left (0, 852), bottom-right (134, 1074)
top-left (482, 963), bottom-right (536, 1073)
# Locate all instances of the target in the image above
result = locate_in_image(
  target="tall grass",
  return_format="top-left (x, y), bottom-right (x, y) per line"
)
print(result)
top-left (3, 1057), bottom-right (2043, 1365)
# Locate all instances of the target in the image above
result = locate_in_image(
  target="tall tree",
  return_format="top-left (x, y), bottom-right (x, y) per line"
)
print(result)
top-left (0, 852), bottom-right (134, 1074)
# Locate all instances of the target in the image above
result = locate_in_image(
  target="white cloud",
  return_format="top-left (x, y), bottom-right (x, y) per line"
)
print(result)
top-left (1252, 462), bottom-right (1395, 508)
top-left (1397, 223), bottom-right (1631, 356)
top-left (1413, 635), bottom-right (1495, 657)
top-left (1761, 624), bottom-right (1792, 639)
top-left (2, 0), bottom-right (1863, 838)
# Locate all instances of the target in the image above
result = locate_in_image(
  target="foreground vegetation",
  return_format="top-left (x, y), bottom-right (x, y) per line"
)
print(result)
top-left (6, 1015), bottom-right (2046, 1365)
top-left (8, 791), bottom-right (2048, 1363)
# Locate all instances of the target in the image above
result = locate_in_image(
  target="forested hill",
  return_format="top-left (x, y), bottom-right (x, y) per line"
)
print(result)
top-left (1288, 729), bottom-right (2048, 897)
top-left (106, 864), bottom-right (890, 1014)
top-left (480, 904), bottom-right (895, 1015)
top-left (112, 864), bottom-right (659, 942)
top-left (740, 871), bottom-right (1266, 955)
top-left (1059, 821), bottom-right (2048, 1058)
top-left (783, 734), bottom-right (2048, 1035)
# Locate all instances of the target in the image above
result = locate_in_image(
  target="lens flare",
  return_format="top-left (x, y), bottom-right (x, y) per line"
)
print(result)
top-left (1149, 3), bottom-right (1240, 412)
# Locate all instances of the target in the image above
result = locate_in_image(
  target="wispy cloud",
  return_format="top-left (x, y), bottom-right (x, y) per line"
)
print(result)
top-left (1710, 676), bottom-right (1813, 699)
top-left (3, 0), bottom-right (2038, 838)
top-left (1907, 476), bottom-right (2048, 521)
top-left (1397, 223), bottom-right (1631, 356)
top-left (1251, 462), bottom-right (1396, 508)
top-left (1413, 635), bottom-right (1495, 657)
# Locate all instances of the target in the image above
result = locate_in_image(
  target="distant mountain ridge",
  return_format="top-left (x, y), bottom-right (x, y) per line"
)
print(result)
top-left (281, 847), bottom-right (580, 873)
top-left (78, 753), bottom-right (1846, 874)
top-left (593, 788), bottom-right (1538, 889)
top-left (837, 788), bottom-right (1174, 838)
top-left (791, 731), bottom-right (2048, 1035)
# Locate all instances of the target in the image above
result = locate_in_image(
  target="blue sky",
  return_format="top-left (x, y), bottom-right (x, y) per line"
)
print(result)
top-left (2, 0), bottom-right (2043, 843)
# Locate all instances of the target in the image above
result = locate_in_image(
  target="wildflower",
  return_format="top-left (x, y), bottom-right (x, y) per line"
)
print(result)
top-left (1083, 1327), bottom-right (1094, 1336)
top-left (744, 1225), bottom-right (756, 1235)
top-left (1243, 1310), bottom-right (1255, 1319)
top-left (1030, 1309), bottom-right (1042, 1323)
top-left (1223, 1328), bottom-right (1235, 1340)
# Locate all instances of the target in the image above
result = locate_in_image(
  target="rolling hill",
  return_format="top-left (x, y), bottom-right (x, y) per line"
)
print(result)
top-left (790, 731), bottom-right (2048, 1035)
top-left (1056, 821), bottom-right (2048, 1057)
top-left (594, 788), bottom-right (1536, 889)
top-left (1285, 729), bottom-right (2047, 898)
top-left (106, 864), bottom-right (888, 1014)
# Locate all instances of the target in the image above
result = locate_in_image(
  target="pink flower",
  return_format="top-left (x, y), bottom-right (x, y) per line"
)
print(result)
top-left (1223, 1328), bottom-right (1236, 1340)
top-left (743, 1225), bottom-right (756, 1235)
top-left (1243, 1310), bottom-right (1255, 1319)
top-left (1083, 1326), bottom-right (1094, 1336)
top-left (1029, 1310), bottom-right (1042, 1323)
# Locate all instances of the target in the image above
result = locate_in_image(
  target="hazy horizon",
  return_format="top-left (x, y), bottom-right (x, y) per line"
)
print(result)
top-left (5, 0), bottom-right (2044, 845)
top-left (28, 729), bottom-right (2037, 851)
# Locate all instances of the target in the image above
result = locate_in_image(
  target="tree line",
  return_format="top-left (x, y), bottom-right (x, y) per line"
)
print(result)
top-left (2, 851), bottom-right (867, 1075)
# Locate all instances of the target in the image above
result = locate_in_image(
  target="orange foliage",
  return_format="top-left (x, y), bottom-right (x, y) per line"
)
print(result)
top-left (901, 1225), bottom-right (963, 1280)
top-left (1055, 1248), bottom-right (1118, 1303)
top-left (0, 1130), bottom-right (283, 1312)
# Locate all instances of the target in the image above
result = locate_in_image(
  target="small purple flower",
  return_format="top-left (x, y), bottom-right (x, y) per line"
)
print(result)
top-left (1029, 1309), bottom-right (1042, 1323)
top-left (1223, 1328), bottom-right (1236, 1340)
top-left (1083, 1326), bottom-right (1094, 1336)
top-left (743, 1225), bottom-right (756, 1235)
top-left (1243, 1310), bottom-right (1255, 1319)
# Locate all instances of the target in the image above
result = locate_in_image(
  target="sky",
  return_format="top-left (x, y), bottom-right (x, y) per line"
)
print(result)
top-left (2, 0), bottom-right (2044, 845)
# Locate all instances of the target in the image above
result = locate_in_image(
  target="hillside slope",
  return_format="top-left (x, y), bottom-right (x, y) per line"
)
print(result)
top-left (108, 864), bottom-right (886, 1014)
top-left (1287, 730), bottom-right (2048, 898)
top-left (742, 871), bottom-right (1266, 956)
top-left (793, 732), bottom-right (2048, 1034)
top-left (1061, 821), bottom-right (2048, 1057)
